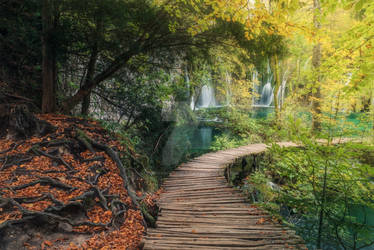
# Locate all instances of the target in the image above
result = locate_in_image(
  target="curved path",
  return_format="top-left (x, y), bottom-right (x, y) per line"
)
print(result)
top-left (143, 142), bottom-right (307, 249)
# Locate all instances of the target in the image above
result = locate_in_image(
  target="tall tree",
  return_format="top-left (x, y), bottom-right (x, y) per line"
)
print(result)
top-left (41, 0), bottom-right (57, 113)
top-left (81, 10), bottom-right (102, 115)
top-left (312, 0), bottom-right (322, 132)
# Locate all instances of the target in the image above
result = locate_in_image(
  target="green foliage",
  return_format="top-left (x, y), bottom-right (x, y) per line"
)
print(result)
top-left (242, 141), bottom-right (374, 249)
top-left (220, 109), bottom-right (263, 138)
top-left (210, 134), bottom-right (251, 151)
top-left (244, 171), bottom-right (277, 204)
top-left (208, 108), bottom-right (288, 151)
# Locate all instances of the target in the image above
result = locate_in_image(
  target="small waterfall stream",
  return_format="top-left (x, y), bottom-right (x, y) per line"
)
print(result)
top-left (198, 85), bottom-right (217, 108)
top-left (251, 63), bottom-right (288, 109)
top-left (259, 82), bottom-right (274, 107)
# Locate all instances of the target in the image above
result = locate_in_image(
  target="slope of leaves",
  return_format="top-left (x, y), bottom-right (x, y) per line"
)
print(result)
top-left (0, 114), bottom-right (144, 249)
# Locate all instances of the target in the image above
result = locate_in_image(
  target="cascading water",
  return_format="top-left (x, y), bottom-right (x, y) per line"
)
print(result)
top-left (252, 71), bottom-right (259, 105)
top-left (225, 71), bottom-right (232, 106)
top-left (259, 82), bottom-right (274, 106)
top-left (252, 62), bottom-right (275, 108)
top-left (197, 85), bottom-right (217, 108)
top-left (190, 96), bottom-right (195, 110)
top-left (277, 71), bottom-right (288, 108)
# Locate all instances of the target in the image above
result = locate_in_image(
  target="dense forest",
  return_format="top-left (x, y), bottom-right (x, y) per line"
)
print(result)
top-left (0, 0), bottom-right (373, 249)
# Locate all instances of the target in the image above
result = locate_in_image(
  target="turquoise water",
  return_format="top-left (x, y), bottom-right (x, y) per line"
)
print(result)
top-left (349, 205), bottom-right (374, 250)
top-left (161, 124), bottom-right (222, 168)
top-left (251, 106), bottom-right (274, 119)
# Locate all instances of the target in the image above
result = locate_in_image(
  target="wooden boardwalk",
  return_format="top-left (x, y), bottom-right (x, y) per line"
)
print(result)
top-left (143, 142), bottom-right (306, 249)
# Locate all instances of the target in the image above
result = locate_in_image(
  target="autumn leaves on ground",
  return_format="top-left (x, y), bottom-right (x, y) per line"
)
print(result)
top-left (0, 114), bottom-right (158, 249)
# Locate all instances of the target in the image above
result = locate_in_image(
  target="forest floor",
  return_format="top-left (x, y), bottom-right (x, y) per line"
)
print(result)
top-left (0, 114), bottom-right (158, 249)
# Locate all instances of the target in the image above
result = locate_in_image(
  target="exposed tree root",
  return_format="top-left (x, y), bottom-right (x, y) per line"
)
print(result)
top-left (76, 129), bottom-right (140, 206)
top-left (31, 147), bottom-right (74, 171)
top-left (0, 114), bottom-right (146, 249)
top-left (10, 176), bottom-right (76, 191)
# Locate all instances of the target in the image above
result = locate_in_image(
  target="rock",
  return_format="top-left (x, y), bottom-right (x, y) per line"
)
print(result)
top-left (0, 104), bottom-right (55, 139)
top-left (58, 222), bottom-right (73, 232)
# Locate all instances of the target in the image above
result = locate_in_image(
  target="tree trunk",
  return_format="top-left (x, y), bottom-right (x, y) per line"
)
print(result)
top-left (81, 94), bottom-right (91, 115)
top-left (271, 55), bottom-right (281, 124)
top-left (80, 47), bottom-right (98, 116)
top-left (312, 0), bottom-right (322, 133)
top-left (371, 82), bottom-right (374, 130)
top-left (81, 15), bottom-right (103, 116)
top-left (317, 162), bottom-right (328, 249)
top-left (41, 0), bottom-right (57, 113)
top-left (60, 50), bottom-right (135, 114)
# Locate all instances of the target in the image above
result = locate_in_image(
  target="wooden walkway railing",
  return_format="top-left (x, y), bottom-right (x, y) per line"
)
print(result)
top-left (143, 142), bottom-right (307, 249)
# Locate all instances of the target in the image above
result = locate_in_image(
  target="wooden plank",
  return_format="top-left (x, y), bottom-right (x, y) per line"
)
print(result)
top-left (160, 193), bottom-right (245, 199)
top-left (162, 182), bottom-right (228, 188)
top-left (147, 228), bottom-right (297, 236)
top-left (154, 224), bottom-right (286, 231)
top-left (156, 214), bottom-right (268, 219)
top-left (146, 231), bottom-right (296, 239)
top-left (159, 197), bottom-right (246, 203)
top-left (159, 207), bottom-right (265, 212)
top-left (160, 190), bottom-right (242, 197)
top-left (162, 186), bottom-right (233, 193)
top-left (143, 242), bottom-right (294, 250)
top-left (156, 217), bottom-right (273, 224)
top-left (144, 237), bottom-right (303, 247)
top-left (163, 178), bottom-right (226, 183)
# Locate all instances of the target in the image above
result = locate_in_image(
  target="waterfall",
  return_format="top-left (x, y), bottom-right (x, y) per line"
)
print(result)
top-left (259, 82), bottom-right (274, 106)
top-left (225, 71), bottom-right (232, 106)
top-left (303, 57), bottom-right (311, 70)
top-left (277, 71), bottom-right (288, 108)
top-left (197, 85), bottom-right (217, 108)
top-left (190, 96), bottom-right (195, 110)
top-left (279, 78), bottom-right (286, 107)
top-left (186, 71), bottom-right (190, 84)
top-left (252, 71), bottom-right (259, 105)
top-left (185, 68), bottom-right (191, 99)
top-left (251, 60), bottom-right (275, 107)
top-left (251, 67), bottom-right (275, 108)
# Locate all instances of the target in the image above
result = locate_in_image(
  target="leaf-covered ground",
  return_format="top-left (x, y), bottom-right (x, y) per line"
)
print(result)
top-left (0, 114), bottom-right (155, 249)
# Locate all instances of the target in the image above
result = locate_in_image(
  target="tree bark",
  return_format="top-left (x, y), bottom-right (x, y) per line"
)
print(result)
top-left (41, 0), bottom-right (57, 113)
top-left (312, 0), bottom-right (322, 133)
top-left (81, 94), bottom-right (91, 115)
